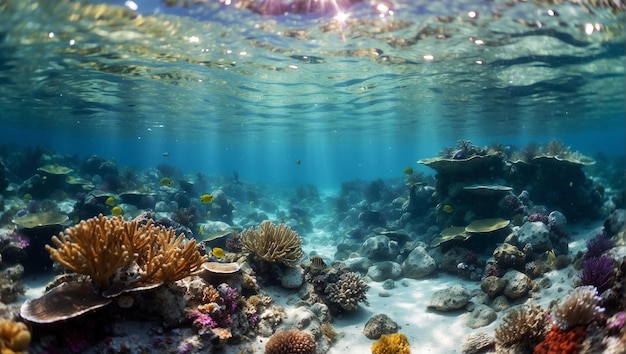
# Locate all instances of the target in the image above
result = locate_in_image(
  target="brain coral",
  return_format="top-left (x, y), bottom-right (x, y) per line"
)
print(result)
top-left (371, 333), bottom-right (411, 354)
top-left (264, 329), bottom-right (316, 354)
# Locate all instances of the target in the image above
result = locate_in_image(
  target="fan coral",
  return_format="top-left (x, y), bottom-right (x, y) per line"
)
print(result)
top-left (264, 329), bottom-right (316, 354)
top-left (584, 231), bottom-right (615, 259)
top-left (534, 325), bottom-right (587, 354)
top-left (371, 333), bottom-right (411, 354)
top-left (0, 320), bottom-right (30, 354)
top-left (494, 301), bottom-right (550, 352)
top-left (46, 214), bottom-right (206, 292)
top-left (324, 271), bottom-right (369, 312)
top-left (551, 286), bottom-right (604, 330)
top-left (579, 255), bottom-right (615, 292)
top-left (240, 221), bottom-right (304, 267)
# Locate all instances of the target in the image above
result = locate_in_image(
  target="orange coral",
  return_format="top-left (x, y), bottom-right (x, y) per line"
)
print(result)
top-left (371, 333), bottom-right (411, 354)
top-left (264, 330), bottom-right (316, 354)
top-left (534, 325), bottom-right (587, 354)
top-left (0, 320), bottom-right (31, 354)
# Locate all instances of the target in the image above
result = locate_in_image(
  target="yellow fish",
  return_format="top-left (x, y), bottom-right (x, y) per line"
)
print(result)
top-left (403, 166), bottom-right (413, 175)
top-left (547, 250), bottom-right (557, 264)
top-left (442, 204), bottom-right (454, 213)
top-left (111, 205), bottom-right (123, 216)
top-left (23, 193), bottom-right (32, 201)
top-left (199, 224), bottom-right (205, 236)
top-left (211, 247), bottom-right (225, 259)
top-left (105, 196), bottom-right (116, 207)
top-left (200, 194), bottom-right (214, 204)
top-left (309, 256), bottom-right (327, 270)
top-left (160, 177), bottom-right (173, 187)
top-left (295, 160), bottom-right (301, 165)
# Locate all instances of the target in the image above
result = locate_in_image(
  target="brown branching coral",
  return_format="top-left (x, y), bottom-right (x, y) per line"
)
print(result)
top-left (0, 320), bottom-right (31, 354)
top-left (45, 214), bottom-right (206, 292)
top-left (325, 271), bottom-right (369, 312)
top-left (240, 221), bottom-right (304, 267)
top-left (264, 329), bottom-right (316, 354)
top-left (551, 286), bottom-right (605, 330)
top-left (494, 301), bottom-right (550, 352)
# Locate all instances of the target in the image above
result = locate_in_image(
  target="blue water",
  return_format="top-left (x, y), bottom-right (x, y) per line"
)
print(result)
top-left (0, 0), bottom-right (624, 188)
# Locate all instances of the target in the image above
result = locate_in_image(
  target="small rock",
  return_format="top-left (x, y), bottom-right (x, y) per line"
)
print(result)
top-left (502, 270), bottom-right (531, 299)
top-left (367, 261), bottom-right (402, 282)
top-left (461, 332), bottom-right (496, 354)
top-left (382, 279), bottom-right (395, 290)
top-left (401, 246), bottom-right (436, 279)
top-left (493, 243), bottom-right (526, 269)
top-left (480, 275), bottom-right (505, 297)
top-left (363, 314), bottom-right (398, 339)
top-left (465, 304), bottom-right (497, 329)
top-left (489, 295), bottom-right (510, 312)
top-left (516, 222), bottom-right (553, 253)
top-left (427, 284), bottom-right (471, 311)
top-left (281, 266), bottom-right (304, 289)
top-left (379, 291), bottom-right (391, 297)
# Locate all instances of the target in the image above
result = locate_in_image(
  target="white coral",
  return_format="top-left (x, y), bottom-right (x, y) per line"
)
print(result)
top-left (551, 285), bottom-right (604, 330)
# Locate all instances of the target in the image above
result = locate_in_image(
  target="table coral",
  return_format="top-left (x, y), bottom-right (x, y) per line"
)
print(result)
top-left (534, 325), bottom-right (587, 354)
top-left (0, 320), bottom-right (31, 354)
top-left (240, 221), bottom-right (304, 267)
top-left (371, 333), bottom-right (411, 354)
top-left (264, 329), bottom-right (316, 354)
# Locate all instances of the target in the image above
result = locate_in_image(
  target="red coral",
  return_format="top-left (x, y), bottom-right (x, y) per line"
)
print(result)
top-left (533, 325), bottom-right (587, 354)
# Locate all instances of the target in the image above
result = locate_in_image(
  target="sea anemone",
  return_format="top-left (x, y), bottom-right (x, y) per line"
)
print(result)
top-left (579, 255), bottom-right (615, 292)
top-left (551, 286), bottom-right (604, 330)
top-left (584, 231), bottom-right (615, 259)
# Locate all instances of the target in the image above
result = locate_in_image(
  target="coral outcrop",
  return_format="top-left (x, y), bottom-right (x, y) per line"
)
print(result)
top-left (240, 221), bottom-right (304, 267)
top-left (534, 325), bottom-right (587, 354)
top-left (371, 333), bottom-right (411, 354)
top-left (264, 329), bottom-right (316, 354)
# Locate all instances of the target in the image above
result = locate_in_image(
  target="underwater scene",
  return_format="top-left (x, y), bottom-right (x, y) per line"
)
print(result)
top-left (0, 0), bottom-right (625, 353)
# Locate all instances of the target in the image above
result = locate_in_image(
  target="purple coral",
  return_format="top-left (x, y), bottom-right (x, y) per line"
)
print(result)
top-left (579, 255), bottom-right (615, 292)
top-left (584, 231), bottom-right (615, 259)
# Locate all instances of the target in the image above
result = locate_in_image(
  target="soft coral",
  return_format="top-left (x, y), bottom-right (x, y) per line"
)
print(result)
top-left (534, 325), bottom-right (587, 354)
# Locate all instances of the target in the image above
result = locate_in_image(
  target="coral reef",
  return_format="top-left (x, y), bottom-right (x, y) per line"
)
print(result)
top-left (534, 325), bottom-right (587, 354)
top-left (46, 214), bottom-right (206, 292)
top-left (494, 301), bottom-right (549, 352)
top-left (324, 271), bottom-right (369, 312)
top-left (264, 329), bottom-right (316, 354)
top-left (0, 320), bottom-right (31, 354)
top-left (551, 286), bottom-right (604, 330)
top-left (240, 221), bottom-right (304, 267)
top-left (371, 333), bottom-right (411, 354)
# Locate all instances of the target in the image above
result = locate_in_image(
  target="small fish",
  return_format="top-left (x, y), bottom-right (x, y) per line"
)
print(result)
top-left (199, 224), bottom-right (205, 236)
top-left (211, 247), bottom-right (225, 259)
top-left (249, 201), bottom-right (255, 206)
top-left (160, 177), bottom-right (174, 187)
top-left (111, 205), bottom-right (123, 216)
top-left (200, 193), bottom-right (214, 204)
top-left (105, 196), bottom-right (116, 207)
top-left (23, 193), bottom-right (32, 201)
top-left (443, 204), bottom-right (454, 213)
top-left (309, 256), bottom-right (327, 269)
top-left (403, 166), bottom-right (413, 175)
top-left (295, 159), bottom-right (301, 165)
top-left (162, 152), bottom-right (169, 157)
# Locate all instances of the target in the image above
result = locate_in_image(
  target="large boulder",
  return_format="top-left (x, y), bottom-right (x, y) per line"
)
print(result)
top-left (516, 221), bottom-right (552, 253)
top-left (401, 246), bottom-right (436, 279)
